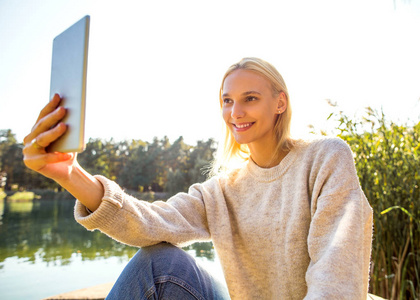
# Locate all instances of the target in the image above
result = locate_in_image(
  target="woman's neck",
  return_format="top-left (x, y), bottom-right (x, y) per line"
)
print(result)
top-left (248, 141), bottom-right (288, 168)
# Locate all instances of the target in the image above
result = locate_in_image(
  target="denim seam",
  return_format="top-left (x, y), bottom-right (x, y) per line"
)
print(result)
top-left (154, 275), bottom-right (206, 300)
top-left (143, 284), bottom-right (157, 300)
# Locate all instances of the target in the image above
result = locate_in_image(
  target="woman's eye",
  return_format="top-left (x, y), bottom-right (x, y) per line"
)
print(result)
top-left (223, 98), bottom-right (232, 104)
top-left (246, 96), bottom-right (257, 102)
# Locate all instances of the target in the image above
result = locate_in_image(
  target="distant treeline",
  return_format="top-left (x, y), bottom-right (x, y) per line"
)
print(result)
top-left (0, 131), bottom-right (216, 195)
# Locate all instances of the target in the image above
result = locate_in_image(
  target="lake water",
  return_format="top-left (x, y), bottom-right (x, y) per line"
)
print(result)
top-left (0, 198), bottom-right (222, 300)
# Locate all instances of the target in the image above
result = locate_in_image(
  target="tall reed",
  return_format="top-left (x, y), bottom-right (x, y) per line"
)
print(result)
top-left (332, 108), bottom-right (419, 299)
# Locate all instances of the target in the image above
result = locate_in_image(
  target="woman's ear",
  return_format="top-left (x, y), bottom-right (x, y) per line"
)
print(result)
top-left (276, 92), bottom-right (287, 114)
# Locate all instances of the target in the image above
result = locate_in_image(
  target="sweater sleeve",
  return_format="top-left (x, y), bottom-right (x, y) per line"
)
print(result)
top-left (305, 138), bottom-right (373, 300)
top-left (74, 175), bottom-right (215, 248)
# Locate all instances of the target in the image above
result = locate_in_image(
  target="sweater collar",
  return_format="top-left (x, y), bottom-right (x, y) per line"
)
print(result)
top-left (245, 145), bottom-right (300, 182)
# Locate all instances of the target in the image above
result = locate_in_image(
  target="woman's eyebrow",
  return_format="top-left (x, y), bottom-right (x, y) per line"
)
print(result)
top-left (242, 91), bottom-right (261, 96)
top-left (222, 91), bottom-right (262, 98)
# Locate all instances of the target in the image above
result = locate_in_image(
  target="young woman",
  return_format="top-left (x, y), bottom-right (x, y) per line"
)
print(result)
top-left (23, 57), bottom-right (373, 299)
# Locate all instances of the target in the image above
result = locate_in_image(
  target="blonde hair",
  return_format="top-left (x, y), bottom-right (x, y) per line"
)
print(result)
top-left (210, 57), bottom-right (294, 176)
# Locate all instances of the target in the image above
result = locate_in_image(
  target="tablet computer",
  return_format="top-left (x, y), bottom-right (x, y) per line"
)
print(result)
top-left (47, 15), bottom-right (90, 153)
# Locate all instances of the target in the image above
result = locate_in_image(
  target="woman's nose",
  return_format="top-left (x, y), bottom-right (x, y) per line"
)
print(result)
top-left (231, 103), bottom-right (245, 119)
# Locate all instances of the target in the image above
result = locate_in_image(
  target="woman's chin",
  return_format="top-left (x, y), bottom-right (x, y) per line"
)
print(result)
top-left (232, 135), bottom-right (252, 145)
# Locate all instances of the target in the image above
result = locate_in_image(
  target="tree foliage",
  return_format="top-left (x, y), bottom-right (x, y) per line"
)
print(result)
top-left (0, 132), bottom-right (216, 195)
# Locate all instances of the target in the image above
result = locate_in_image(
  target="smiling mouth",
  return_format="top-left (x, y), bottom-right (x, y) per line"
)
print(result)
top-left (233, 122), bottom-right (254, 130)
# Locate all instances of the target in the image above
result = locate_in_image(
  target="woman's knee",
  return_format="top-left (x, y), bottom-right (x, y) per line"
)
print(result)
top-left (135, 242), bottom-right (198, 276)
top-left (140, 242), bottom-right (182, 260)
top-left (108, 243), bottom-right (229, 300)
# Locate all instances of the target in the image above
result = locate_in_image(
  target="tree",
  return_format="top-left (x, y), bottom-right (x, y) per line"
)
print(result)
top-left (164, 136), bottom-right (191, 193)
top-left (118, 139), bottom-right (151, 191)
top-left (0, 130), bottom-right (22, 190)
top-left (187, 139), bottom-right (216, 184)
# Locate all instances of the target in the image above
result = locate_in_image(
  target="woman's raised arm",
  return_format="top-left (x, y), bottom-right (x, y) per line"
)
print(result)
top-left (23, 94), bottom-right (104, 211)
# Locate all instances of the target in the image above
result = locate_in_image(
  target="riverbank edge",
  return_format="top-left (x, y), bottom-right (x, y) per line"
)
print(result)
top-left (42, 282), bottom-right (113, 300)
top-left (43, 282), bottom-right (387, 300)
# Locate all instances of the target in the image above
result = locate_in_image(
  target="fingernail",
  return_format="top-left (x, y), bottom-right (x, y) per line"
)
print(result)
top-left (56, 106), bottom-right (66, 113)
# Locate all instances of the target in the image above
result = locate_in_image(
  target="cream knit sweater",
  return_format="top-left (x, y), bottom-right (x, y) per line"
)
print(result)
top-left (75, 137), bottom-right (373, 299)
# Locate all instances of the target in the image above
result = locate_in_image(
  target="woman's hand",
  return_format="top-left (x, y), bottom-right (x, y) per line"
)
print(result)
top-left (23, 94), bottom-right (76, 182)
top-left (22, 94), bottom-right (104, 211)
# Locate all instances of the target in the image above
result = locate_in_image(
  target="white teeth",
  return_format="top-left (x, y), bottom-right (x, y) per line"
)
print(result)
top-left (236, 123), bottom-right (252, 129)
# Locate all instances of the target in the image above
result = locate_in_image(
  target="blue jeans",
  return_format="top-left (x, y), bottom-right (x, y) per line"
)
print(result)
top-left (106, 243), bottom-right (230, 300)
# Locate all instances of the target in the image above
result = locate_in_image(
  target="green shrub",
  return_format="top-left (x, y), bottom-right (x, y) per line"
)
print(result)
top-left (333, 108), bottom-right (419, 299)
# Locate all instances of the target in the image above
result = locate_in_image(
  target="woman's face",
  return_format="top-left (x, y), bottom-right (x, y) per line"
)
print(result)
top-left (221, 69), bottom-right (286, 146)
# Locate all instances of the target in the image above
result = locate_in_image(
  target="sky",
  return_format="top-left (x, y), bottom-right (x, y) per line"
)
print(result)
top-left (1, 0), bottom-right (419, 145)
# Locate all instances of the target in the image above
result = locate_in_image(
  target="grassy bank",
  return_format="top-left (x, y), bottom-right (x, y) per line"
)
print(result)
top-left (7, 191), bottom-right (40, 201)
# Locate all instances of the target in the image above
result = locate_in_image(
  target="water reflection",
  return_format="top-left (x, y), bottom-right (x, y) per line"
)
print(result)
top-left (0, 198), bottom-right (215, 265)
top-left (0, 198), bottom-right (218, 299)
